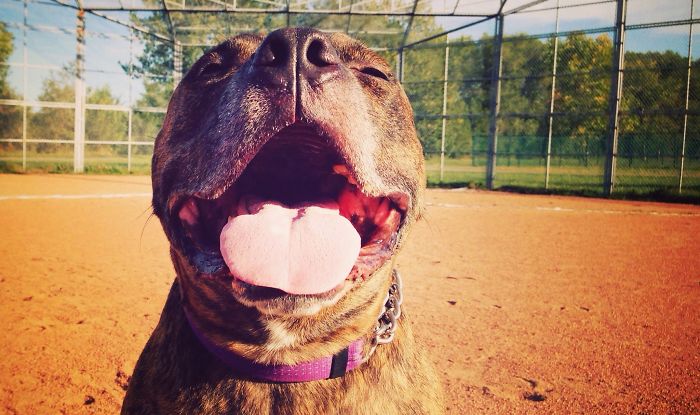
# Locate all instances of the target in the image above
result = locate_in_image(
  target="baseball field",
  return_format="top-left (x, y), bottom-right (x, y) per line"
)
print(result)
top-left (0, 174), bottom-right (698, 414)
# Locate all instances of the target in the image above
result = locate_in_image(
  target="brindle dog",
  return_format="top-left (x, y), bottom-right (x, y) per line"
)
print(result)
top-left (122, 28), bottom-right (444, 414)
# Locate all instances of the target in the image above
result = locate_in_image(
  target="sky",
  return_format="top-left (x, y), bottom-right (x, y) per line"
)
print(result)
top-left (437, 0), bottom-right (695, 53)
top-left (0, 0), bottom-right (697, 105)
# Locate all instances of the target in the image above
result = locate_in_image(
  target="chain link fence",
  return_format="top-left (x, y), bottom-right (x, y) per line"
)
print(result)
top-left (0, 0), bottom-right (698, 197)
top-left (403, 1), bottom-right (699, 197)
top-left (0, 0), bottom-right (170, 174)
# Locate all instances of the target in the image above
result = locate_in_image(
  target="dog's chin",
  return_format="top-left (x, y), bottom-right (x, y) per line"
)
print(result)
top-left (228, 276), bottom-right (360, 316)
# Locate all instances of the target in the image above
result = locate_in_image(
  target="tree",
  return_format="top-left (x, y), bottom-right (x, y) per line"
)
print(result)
top-left (29, 68), bottom-right (125, 152)
top-left (0, 22), bottom-right (19, 140)
top-left (550, 33), bottom-right (613, 165)
top-left (86, 86), bottom-right (128, 143)
top-left (29, 70), bottom-right (74, 150)
top-left (0, 22), bottom-right (14, 97)
top-left (619, 50), bottom-right (687, 164)
top-left (123, 10), bottom-right (698, 175)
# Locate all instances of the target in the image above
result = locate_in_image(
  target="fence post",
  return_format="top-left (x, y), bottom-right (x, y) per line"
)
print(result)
top-left (680, 0), bottom-right (694, 193)
top-left (73, 6), bottom-right (86, 173)
top-left (486, 13), bottom-right (504, 189)
top-left (603, 0), bottom-right (627, 195)
top-left (545, 0), bottom-right (560, 189)
top-left (22, 0), bottom-right (27, 171)
top-left (173, 41), bottom-right (183, 88)
top-left (128, 27), bottom-right (133, 173)
top-left (440, 37), bottom-right (450, 182)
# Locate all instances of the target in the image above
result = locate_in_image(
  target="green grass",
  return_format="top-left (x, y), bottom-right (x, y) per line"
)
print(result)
top-left (425, 156), bottom-right (700, 203)
top-left (0, 152), bottom-right (151, 175)
top-left (1, 150), bottom-right (699, 203)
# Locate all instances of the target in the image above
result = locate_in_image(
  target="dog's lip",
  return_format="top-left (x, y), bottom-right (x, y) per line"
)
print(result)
top-left (172, 171), bottom-right (407, 256)
top-left (164, 122), bottom-right (411, 298)
top-left (165, 122), bottom-right (412, 214)
top-left (170, 178), bottom-right (406, 298)
top-left (230, 276), bottom-right (349, 302)
top-left (168, 175), bottom-right (409, 222)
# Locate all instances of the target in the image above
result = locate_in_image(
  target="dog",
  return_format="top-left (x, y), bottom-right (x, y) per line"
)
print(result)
top-left (121, 28), bottom-right (444, 414)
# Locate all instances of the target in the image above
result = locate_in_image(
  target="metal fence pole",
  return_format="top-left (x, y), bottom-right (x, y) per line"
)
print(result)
top-left (127, 110), bottom-right (133, 172)
top-left (173, 41), bottom-right (183, 88)
top-left (544, 0), bottom-right (560, 189)
top-left (128, 27), bottom-right (134, 173)
top-left (22, 0), bottom-right (27, 171)
top-left (680, 0), bottom-right (694, 193)
top-left (397, 50), bottom-right (401, 82)
top-left (603, 0), bottom-right (627, 195)
top-left (440, 37), bottom-right (450, 181)
top-left (345, 0), bottom-right (353, 33)
top-left (486, 13), bottom-right (504, 189)
top-left (73, 6), bottom-right (86, 173)
top-left (286, 0), bottom-right (291, 27)
top-left (397, 48), bottom-right (405, 83)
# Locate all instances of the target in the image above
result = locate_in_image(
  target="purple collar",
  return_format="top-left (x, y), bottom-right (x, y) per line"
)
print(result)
top-left (185, 310), bottom-right (365, 383)
top-left (184, 270), bottom-right (403, 383)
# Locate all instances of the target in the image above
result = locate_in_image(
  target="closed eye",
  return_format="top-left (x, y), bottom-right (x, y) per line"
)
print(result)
top-left (356, 67), bottom-right (390, 81)
top-left (198, 54), bottom-right (225, 77)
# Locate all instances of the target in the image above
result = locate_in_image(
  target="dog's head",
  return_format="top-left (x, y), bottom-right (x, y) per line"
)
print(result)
top-left (151, 28), bottom-right (424, 360)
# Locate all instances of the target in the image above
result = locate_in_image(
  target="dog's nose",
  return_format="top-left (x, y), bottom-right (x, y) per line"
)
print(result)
top-left (252, 28), bottom-right (341, 88)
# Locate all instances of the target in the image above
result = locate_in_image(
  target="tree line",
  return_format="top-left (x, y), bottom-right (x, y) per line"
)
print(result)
top-left (405, 32), bottom-right (698, 167)
top-left (1, 18), bottom-right (698, 168)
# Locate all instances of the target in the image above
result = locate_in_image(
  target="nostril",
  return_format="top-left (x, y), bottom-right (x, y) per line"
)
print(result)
top-left (306, 38), bottom-right (338, 67)
top-left (257, 36), bottom-right (289, 67)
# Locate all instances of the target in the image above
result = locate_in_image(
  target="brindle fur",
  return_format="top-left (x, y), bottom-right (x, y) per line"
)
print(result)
top-left (122, 28), bottom-right (444, 414)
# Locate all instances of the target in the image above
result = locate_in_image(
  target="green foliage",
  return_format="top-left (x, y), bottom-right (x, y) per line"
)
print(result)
top-left (120, 15), bottom-right (699, 193)
top-left (86, 86), bottom-right (128, 143)
top-left (0, 22), bottom-right (18, 140)
top-left (29, 70), bottom-right (126, 152)
top-left (0, 22), bottom-right (14, 98)
top-left (406, 30), bottom-right (698, 174)
top-left (29, 71), bottom-right (74, 150)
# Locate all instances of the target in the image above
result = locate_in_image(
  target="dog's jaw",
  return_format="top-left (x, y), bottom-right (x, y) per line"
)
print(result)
top-left (172, 247), bottom-right (395, 364)
top-left (172, 124), bottom-right (408, 300)
top-left (151, 29), bottom-right (424, 364)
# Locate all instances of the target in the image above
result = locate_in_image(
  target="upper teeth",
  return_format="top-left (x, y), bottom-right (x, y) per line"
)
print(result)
top-left (235, 195), bottom-right (264, 217)
top-left (333, 164), bottom-right (358, 185)
top-left (179, 199), bottom-right (199, 225)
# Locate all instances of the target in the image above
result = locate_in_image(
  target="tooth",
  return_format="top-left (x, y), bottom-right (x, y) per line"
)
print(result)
top-left (373, 198), bottom-right (391, 225)
top-left (363, 196), bottom-right (381, 218)
top-left (235, 195), bottom-right (266, 215)
top-left (333, 164), bottom-right (348, 175)
top-left (385, 208), bottom-right (401, 229)
top-left (237, 196), bottom-right (250, 216)
top-left (338, 185), bottom-right (363, 220)
top-left (229, 197), bottom-right (239, 218)
top-left (178, 199), bottom-right (199, 225)
top-left (246, 196), bottom-right (255, 214)
top-left (372, 208), bottom-right (400, 240)
top-left (247, 195), bottom-right (266, 214)
top-left (332, 164), bottom-right (358, 185)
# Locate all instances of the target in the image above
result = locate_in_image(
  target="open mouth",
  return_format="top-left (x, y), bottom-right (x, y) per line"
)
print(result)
top-left (171, 124), bottom-right (406, 298)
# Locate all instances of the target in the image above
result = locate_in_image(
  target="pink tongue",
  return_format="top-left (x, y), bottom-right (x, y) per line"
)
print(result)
top-left (219, 200), bottom-right (361, 295)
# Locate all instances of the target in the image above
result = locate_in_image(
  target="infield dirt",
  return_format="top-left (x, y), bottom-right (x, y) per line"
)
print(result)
top-left (0, 174), bottom-right (698, 414)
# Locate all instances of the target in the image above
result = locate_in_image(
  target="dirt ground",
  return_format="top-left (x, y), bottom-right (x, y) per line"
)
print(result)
top-left (0, 174), bottom-right (698, 414)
